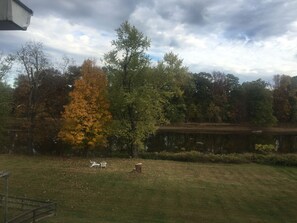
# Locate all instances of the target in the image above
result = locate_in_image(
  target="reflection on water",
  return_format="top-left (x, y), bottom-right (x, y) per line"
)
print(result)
top-left (146, 132), bottom-right (297, 153)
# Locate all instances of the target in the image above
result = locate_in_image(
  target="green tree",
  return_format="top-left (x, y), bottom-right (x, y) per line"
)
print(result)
top-left (273, 74), bottom-right (297, 123)
top-left (242, 79), bottom-right (276, 126)
top-left (207, 102), bottom-right (221, 122)
top-left (0, 52), bottom-right (14, 152)
top-left (188, 72), bottom-right (213, 122)
top-left (187, 72), bottom-right (240, 122)
top-left (228, 84), bottom-right (246, 123)
top-left (210, 71), bottom-right (229, 122)
top-left (104, 21), bottom-right (165, 157)
top-left (0, 82), bottom-right (12, 150)
top-left (59, 60), bottom-right (111, 154)
top-left (225, 74), bottom-right (241, 122)
top-left (155, 52), bottom-right (189, 122)
top-left (290, 76), bottom-right (297, 122)
top-left (0, 52), bottom-right (14, 81)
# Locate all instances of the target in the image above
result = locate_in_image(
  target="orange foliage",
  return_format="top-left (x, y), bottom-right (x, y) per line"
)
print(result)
top-left (58, 60), bottom-right (111, 149)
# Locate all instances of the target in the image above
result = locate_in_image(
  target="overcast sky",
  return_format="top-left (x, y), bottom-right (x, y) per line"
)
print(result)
top-left (1, 0), bottom-right (297, 82)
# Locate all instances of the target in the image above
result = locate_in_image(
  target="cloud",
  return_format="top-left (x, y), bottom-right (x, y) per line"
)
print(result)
top-left (1, 0), bottom-right (297, 81)
top-left (30, 16), bottom-right (114, 64)
top-left (213, 0), bottom-right (297, 40)
top-left (0, 16), bottom-right (113, 66)
top-left (26, 0), bottom-right (139, 31)
top-left (144, 0), bottom-right (297, 41)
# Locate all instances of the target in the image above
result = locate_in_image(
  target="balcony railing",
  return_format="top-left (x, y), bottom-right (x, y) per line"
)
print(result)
top-left (0, 194), bottom-right (56, 223)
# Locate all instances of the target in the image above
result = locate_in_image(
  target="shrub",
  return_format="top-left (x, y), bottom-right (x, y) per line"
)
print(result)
top-left (250, 153), bottom-right (297, 166)
top-left (139, 151), bottom-right (297, 166)
top-left (255, 144), bottom-right (277, 154)
top-left (140, 151), bottom-right (250, 164)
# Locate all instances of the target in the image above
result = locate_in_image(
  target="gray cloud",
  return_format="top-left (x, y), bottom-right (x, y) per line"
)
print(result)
top-left (20, 0), bottom-right (297, 41)
top-left (217, 0), bottom-right (297, 40)
top-left (22, 0), bottom-right (139, 31)
top-left (153, 0), bottom-right (214, 26)
top-left (142, 0), bottom-right (297, 41)
top-left (0, 32), bottom-right (25, 52)
top-left (175, 0), bottom-right (217, 26)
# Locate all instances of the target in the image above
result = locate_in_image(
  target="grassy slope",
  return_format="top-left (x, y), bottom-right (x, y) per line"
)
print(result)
top-left (0, 155), bottom-right (297, 223)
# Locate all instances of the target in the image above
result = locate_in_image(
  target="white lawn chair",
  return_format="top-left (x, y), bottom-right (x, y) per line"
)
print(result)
top-left (100, 161), bottom-right (107, 168)
top-left (90, 160), bottom-right (100, 168)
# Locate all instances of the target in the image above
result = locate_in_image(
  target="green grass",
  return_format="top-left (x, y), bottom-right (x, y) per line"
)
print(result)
top-left (0, 155), bottom-right (297, 223)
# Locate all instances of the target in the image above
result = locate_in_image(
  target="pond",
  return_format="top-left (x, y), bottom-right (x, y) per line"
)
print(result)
top-left (146, 131), bottom-right (297, 153)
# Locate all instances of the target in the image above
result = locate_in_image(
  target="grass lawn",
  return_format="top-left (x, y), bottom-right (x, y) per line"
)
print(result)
top-left (0, 155), bottom-right (297, 223)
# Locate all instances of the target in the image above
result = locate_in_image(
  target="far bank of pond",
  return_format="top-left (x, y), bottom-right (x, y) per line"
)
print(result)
top-left (146, 123), bottom-right (297, 153)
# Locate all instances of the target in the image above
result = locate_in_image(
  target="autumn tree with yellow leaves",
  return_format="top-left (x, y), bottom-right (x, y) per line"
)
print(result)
top-left (59, 60), bottom-right (111, 152)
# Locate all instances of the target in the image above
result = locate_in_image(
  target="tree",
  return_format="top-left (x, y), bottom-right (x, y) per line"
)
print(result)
top-left (0, 82), bottom-right (12, 150)
top-left (290, 76), bottom-right (297, 122)
top-left (58, 60), bottom-right (111, 153)
top-left (0, 52), bottom-right (13, 150)
top-left (210, 71), bottom-right (229, 122)
top-left (227, 84), bottom-right (246, 123)
top-left (187, 72), bottom-right (240, 122)
top-left (13, 68), bottom-right (72, 153)
top-left (188, 72), bottom-right (213, 122)
top-left (272, 75), bottom-right (297, 123)
top-left (15, 41), bottom-right (49, 154)
top-left (225, 74), bottom-right (242, 122)
top-left (0, 52), bottom-right (14, 81)
top-left (104, 21), bottom-right (165, 157)
top-left (155, 52), bottom-right (189, 122)
top-left (242, 79), bottom-right (276, 126)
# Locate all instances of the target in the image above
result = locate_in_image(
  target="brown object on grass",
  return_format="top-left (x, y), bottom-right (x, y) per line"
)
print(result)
top-left (135, 163), bottom-right (142, 173)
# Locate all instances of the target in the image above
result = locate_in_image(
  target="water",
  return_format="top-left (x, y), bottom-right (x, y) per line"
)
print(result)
top-left (146, 132), bottom-right (297, 153)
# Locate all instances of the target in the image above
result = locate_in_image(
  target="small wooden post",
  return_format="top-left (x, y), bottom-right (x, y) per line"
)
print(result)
top-left (135, 163), bottom-right (142, 173)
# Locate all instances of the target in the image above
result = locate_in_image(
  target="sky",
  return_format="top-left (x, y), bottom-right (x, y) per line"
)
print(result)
top-left (1, 0), bottom-right (297, 82)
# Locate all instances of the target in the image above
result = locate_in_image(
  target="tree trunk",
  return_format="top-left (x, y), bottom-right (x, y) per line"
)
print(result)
top-left (128, 142), bottom-right (138, 158)
top-left (83, 148), bottom-right (89, 157)
top-left (27, 68), bottom-right (37, 155)
top-left (132, 144), bottom-right (138, 158)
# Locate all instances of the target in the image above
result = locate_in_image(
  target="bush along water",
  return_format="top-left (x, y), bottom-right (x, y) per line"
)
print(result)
top-left (139, 151), bottom-right (297, 166)
top-left (255, 144), bottom-right (277, 154)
